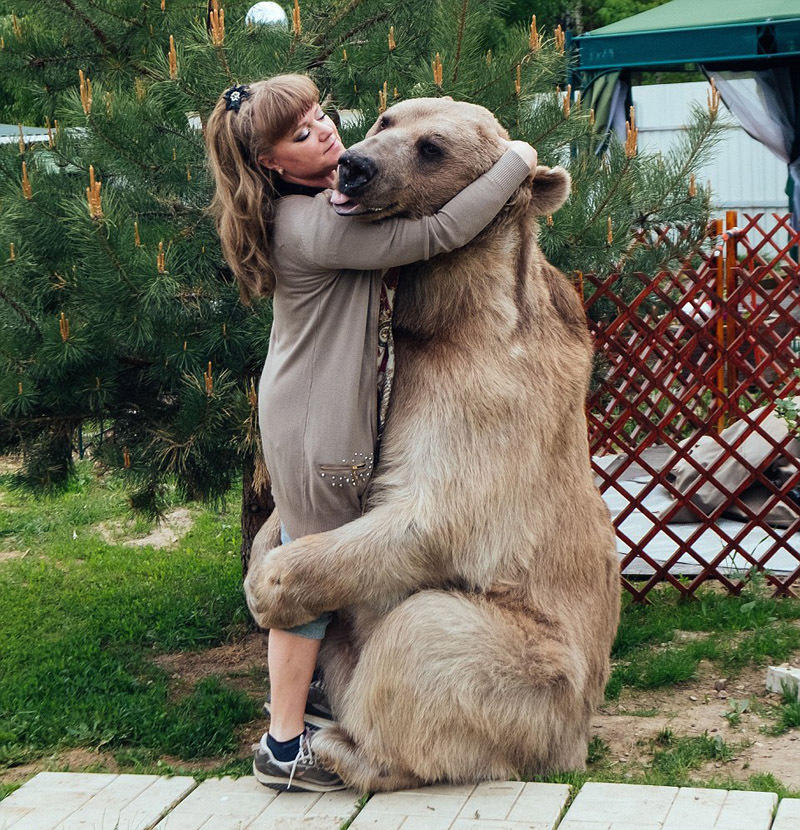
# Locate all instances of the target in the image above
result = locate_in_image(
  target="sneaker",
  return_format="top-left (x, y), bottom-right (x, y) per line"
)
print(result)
top-left (253, 729), bottom-right (346, 792)
top-left (263, 679), bottom-right (335, 729)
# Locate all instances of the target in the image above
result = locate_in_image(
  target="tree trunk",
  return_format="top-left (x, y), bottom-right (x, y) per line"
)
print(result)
top-left (240, 451), bottom-right (274, 578)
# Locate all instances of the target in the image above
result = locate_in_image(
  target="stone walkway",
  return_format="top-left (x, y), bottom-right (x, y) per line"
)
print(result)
top-left (1, 773), bottom-right (799, 830)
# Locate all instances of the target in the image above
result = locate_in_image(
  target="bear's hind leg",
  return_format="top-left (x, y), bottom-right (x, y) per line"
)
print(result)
top-left (331, 590), bottom-right (589, 789)
top-left (313, 724), bottom-right (422, 792)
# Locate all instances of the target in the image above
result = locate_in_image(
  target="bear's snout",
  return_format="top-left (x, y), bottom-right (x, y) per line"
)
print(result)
top-left (338, 152), bottom-right (378, 195)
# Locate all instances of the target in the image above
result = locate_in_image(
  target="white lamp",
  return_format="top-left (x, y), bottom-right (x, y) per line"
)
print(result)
top-left (246, 2), bottom-right (289, 27)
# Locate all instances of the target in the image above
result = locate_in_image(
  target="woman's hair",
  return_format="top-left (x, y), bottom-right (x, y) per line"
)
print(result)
top-left (205, 74), bottom-right (319, 304)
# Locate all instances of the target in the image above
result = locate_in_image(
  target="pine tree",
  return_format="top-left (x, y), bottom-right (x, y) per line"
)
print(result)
top-left (0, 0), bottom-right (721, 568)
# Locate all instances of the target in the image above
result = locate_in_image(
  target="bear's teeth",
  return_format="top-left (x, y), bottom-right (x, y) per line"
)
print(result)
top-left (333, 202), bottom-right (388, 216)
top-left (330, 189), bottom-right (350, 205)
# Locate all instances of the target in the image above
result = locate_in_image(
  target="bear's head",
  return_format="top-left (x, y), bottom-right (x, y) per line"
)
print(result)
top-left (331, 97), bottom-right (570, 222)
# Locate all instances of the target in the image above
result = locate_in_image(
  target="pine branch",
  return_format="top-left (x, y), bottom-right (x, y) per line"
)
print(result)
top-left (213, 44), bottom-right (234, 85)
top-left (0, 163), bottom-right (66, 224)
top-left (0, 285), bottom-right (40, 332)
top-left (614, 196), bottom-right (701, 273)
top-left (141, 116), bottom-right (197, 146)
top-left (83, 0), bottom-right (141, 26)
top-left (133, 203), bottom-right (206, 220)
top-left (524, 109), bottom-right (582, 146)
top-left (56, 0), bottom-right (111, 49)
top-left (94, 223), bottom-right (138, 293)
top-left (29, 52), bottom-right (106, 70)
top-left (329, 0), bottom-right (369, 30)
top-left (451, 0), bottom-right (469, 84)
top-left (87, 117), bottom-right (159, 173)
top-left (643, 113), bottom-right (719, 221)
top-left (4, 413), bottom-right (89, 426)
top-left (578, 157), bottom-right (633, 237)
top-left (310, 11), bottom-right (392, 66)
top-left (119, 354), bottom-right (154, 367)
top-left (0, 346), bottom-right (30, 371)
top-left (470, 57), bottom-right (534, 100)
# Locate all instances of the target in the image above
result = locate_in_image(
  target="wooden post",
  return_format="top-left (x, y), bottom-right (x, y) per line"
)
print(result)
top-left (725, 210), bottom-right (738, 408)
top-left (714, 218), bottom-right (726, 432)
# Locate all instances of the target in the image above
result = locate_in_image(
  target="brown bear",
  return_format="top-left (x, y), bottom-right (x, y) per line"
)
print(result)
top-left (244, 97), bottom-right (620, 792)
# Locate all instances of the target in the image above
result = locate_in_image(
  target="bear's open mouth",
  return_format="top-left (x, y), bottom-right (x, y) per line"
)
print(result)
top-left (330, 189), bottom-right (393, 216)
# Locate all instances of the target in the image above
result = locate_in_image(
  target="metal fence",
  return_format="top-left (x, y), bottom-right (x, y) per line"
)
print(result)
top-left (586, 212), bottom-right (800, 600)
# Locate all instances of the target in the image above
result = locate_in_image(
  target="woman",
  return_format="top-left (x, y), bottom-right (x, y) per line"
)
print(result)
top-left (205, 74), bottom-right (536, 792)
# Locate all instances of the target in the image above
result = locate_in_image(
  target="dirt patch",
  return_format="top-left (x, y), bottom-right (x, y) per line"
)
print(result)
top-left (154, 633), bottom-right (270, 755)
top-left (94, 507), bottom-right (195, 548)
top-left (593, 655), bottom-right (800, 788)
top-left (1, 749), bottom-right (120, 785)
top-left (0, 746), bottom-right (248, 786)
top-left (0, 550), bottom-right (28, 563)
top-left (154, 632), bottom-right (268, 699)
top-left (0, 456), bottom-right (22, 475)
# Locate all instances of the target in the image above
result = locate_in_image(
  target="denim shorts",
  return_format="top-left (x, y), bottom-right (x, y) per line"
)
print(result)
top-left (280, 525), bottom-right (333, 640)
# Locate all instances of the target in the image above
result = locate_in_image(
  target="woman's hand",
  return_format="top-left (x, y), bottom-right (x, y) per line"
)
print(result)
top-left (499, 139), bottom-right (538, 172)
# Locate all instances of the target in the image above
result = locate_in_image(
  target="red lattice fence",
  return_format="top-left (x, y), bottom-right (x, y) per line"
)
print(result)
top-left (586, 212), bottom-right (800, 600)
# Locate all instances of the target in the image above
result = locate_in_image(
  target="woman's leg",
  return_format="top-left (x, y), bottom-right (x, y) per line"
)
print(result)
top-left (267, 628), bottom-right (320, 740)
top-left (253, 525), bottom-right (344, 791)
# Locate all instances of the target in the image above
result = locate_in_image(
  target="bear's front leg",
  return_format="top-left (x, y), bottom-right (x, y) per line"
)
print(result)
top-left (244, 503), bottom-right (440, 628)
top-left (244, 540), bottom-right (334, 630)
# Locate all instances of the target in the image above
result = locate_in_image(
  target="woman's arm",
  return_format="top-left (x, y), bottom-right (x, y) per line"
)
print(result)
top-left (279, 148), bottom-right (533, 273)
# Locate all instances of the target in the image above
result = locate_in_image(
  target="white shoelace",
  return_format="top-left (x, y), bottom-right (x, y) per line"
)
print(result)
top-left (287, 731), bottom-right (314, 790)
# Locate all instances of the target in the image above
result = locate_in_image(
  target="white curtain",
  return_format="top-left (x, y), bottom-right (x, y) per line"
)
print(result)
top-left (704, 67), bottom-right (800, 229)
top-left (607, 75), bottom-right (630, 143)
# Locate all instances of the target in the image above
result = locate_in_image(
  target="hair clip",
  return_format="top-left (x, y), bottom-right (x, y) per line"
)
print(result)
top-left (223, 85), bottom-right (251, 112)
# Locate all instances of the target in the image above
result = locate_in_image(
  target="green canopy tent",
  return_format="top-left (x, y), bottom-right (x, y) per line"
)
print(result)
top-left (572, 0), bottom-right (800, 227)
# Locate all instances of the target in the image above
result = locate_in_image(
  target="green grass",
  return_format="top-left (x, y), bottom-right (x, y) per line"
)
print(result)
top-left (766, 687), bottom-right (800, 736)
top-left (543, 731), bottom-right (800, 799)
top-left (648, 733), bottom-right (732, 782)
top-left (0, 459), bottom-right (257, 777)
top-left (2, 457), bottom-right (800, 804)
top-left (606, 585), bottom-right (800, 700)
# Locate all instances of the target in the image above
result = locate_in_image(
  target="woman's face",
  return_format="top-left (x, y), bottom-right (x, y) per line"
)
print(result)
top-left (260, 104), bottom-right (344, 186)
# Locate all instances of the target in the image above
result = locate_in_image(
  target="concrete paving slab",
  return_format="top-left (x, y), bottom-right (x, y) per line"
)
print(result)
top-left (0, 805), bottom-right (34, 830)
top-left (661, 787), bottom-right (727, 828)
top-left (351, 781), bottom-right (569, 830)
top-left (0, 805), bottom-right (79, 830)
top-left (559, 783), bottom-right (778, 830)
top-left (773, 798), bottom-right (800, 830)
top-left (248, 787), bottom-right (363, 829)
top-left (154, 776), bottom-right (361, 830)
top-left (561, 782), bottom-right (678, 827)
top-left (354, 787), bottom-right (475, 822)
top-left (450, 822), bottom-right (560, 830)
top-left (0, 773), bottom-right (195, 830)
top-left (505, 783), bottom-right (570, 825)
top-left (713, 790), bottom-right (777, 830)
top-left (455, 782), bottom-right (526, 821)
top-left (559, 821), bottom-right (662, 830)
top-left (1, 772), bottom-right (791, 830)
top-left (155, 776), bottom-right (273, 829)
top-left (366, 817), bottom-right (452, 830)
top-left (55, 775), bottom-right (197, 830)
top-left (10, 772), bottom-right (119, 796)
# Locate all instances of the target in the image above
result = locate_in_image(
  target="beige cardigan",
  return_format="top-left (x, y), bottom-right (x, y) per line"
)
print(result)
top-left (259, 149), bottom-right (530, 539)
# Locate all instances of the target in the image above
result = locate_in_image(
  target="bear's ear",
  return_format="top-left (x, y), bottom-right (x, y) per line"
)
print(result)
top-left (529, 165), bottom-right (571, 215)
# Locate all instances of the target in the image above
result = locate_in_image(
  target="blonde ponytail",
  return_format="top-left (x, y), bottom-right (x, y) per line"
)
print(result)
top-left (205, 75), bottom-right (319, 304)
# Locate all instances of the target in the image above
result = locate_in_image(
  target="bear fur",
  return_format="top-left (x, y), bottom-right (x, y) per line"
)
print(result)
top-left (244, 98), bottom-right (620, 791)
